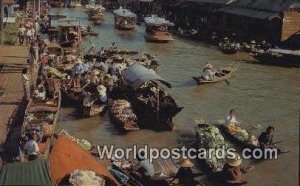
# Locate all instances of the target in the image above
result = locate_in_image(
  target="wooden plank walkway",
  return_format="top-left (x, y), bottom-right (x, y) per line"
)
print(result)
top-left (0, 45), bottom-right (29, 149)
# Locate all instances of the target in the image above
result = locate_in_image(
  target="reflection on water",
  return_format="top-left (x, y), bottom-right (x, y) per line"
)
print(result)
top-left (54, 8), bottom-right (300, 186)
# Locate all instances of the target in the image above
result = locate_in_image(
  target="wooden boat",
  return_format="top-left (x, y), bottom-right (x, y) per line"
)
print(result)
top-left (120, 64), bottom-right (183, 131)
top-left (81, 31), bottom-right (99, 37)
top-left (251, 49), bottom-right (300, 68)
top-left (108, 99), bottom-right (139, 131)
top-left (49, 134), bottom-right (120, 185)
top-left (193, 64), bottom-right (238, 85)
top-left (194, 119), bottom-right (227, 173)
top-left (218, 42), bottom-right (238, 54)
top-left (21, 80), bottom-right (61, 160)
top-left (110, 159), bottom-right (178, 186)
top-left (83, 96), bottom-right (107, 117)
top-left (218, 124), bottom-right (287, 158)
top-left (113, 7), bottom-right (136, 30)
top-left (93, 20), bottom-right (103, 26)
top-left (144, 15), bottom-right (174, 43)
top-left (58, 18), bottom-right (82, 49)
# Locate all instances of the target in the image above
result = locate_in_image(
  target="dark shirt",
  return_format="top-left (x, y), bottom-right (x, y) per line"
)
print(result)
top-left (176, 167), bottom-right (196, 186)
top-left (258, 132), bottom-right (273, 147)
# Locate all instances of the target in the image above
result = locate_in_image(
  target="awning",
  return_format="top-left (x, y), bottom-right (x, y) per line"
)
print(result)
top-left (49, 134), bottom-right (119, 185)
top-left (122, 64), bottom-right (171, 89)
top-left (0, 160), bottom-right (52, 185)
top-left (219, 7), bottom-right (281, 20)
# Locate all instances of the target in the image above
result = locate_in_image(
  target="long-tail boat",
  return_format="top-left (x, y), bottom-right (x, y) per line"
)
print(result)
top-left (144, 15), bottom-right (174, 43)
top-left (113, 7), bottom-right (137, 30)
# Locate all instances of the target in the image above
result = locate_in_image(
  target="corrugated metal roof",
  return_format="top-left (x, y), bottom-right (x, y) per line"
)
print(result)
top-left (0, 160), bottom-right (52, 185)
top-left (122, 64), bottom-right (171, 89)
top-left (186, 0), bottom-right (232, 5)
top-left (229, 0), bottom-right (300, 13)
top-left (219, 6), bottom-right (280, 19)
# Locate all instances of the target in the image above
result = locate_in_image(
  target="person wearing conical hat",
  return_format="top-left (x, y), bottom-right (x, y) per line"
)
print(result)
top-left (201, 63), bottom-right (215, 81)
top-left (97, 85), bottom-right (107, 103)
top-left (221, 153), bottom-right (254, 184)
top-left (171, 158), bottom-right (196, 186)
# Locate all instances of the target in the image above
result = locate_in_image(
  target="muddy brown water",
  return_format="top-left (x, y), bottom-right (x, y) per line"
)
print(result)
top-left (53, 8), bottom-right (299, 186)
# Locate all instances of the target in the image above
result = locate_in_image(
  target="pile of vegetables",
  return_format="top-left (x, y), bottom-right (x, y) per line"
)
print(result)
top-left (234, 129), bottom-right (249, 142)
top-left (69, 170), bottom-right (105, 186)
top-left (195, 125), bottom-right (228, 172)
top-left (4, 19), bottom-right (20, 45)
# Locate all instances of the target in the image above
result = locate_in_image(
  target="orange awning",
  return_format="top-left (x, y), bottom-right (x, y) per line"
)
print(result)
top-left (49, 134), bottom-right (120, 185)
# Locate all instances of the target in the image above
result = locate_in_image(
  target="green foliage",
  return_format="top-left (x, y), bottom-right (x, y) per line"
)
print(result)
top-left (3, 19), bottom-right (20, 45)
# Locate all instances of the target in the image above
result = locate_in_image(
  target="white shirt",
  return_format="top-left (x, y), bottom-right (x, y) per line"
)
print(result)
top-left (136, 159), bottom-right (155, 177)
top-left (26, 29), bottom-right (32, 36)
top-left (99, 91), bottom-right (107, 103)
top-left (24, 140), bottom-right (39, 155)
top-left (22, 74), bottom-right (30, 86)
top-left (225, 115), bottom-right (240, 127)
top-left (19, 27), bottom-right (26, 35)
top-left (201, 68), bottom-right (214, 80)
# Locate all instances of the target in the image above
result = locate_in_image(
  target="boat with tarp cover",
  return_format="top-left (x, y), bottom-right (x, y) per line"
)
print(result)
top-left (57, 18), bottom-right (82, 53)
top-left (49, 134), bottom-right (119, 185)
top-left (144, 15), bottom-right (174, 43)
top-left (113, 7), bottom-right (137, 30)
top-left (251, 48), bottom-right (300, 67)
top-left (117, 64), bottom-right (183, 130)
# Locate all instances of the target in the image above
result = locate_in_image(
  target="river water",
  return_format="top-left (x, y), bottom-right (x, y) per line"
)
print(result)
top-left (53, 8), bottom-right (300, 186)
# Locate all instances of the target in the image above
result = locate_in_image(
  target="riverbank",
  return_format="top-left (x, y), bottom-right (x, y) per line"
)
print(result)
top-left (0, 45), bottom-right (39, 163)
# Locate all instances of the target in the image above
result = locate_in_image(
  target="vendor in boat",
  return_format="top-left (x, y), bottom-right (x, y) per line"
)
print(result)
top-left (110, 42), bottom-right (117, 50)
top-left (87, 24), bottom-right (93, 33)
top-left (170, 158), bottom-right (197, 186)
top-left (97, 85), bottom-right (108, 103)
top-left (72, 58), bottom-right (84, 88)
top-left (220, 153), bottom-right (254, 184)
top-left (201, 63), bottom-right (215, 80)
top-left (33, 86), bottom-right (46, 100)
top-left (132, 151), bottom-right (155, 183)
top-left (258, 126), bottom-right (274, 148)
top-left (97, 47), bottom-right (106, 60)
top-left (225, 109), bottom-right (241, 133)
top-left (24, 133), bottom-right (40, 161)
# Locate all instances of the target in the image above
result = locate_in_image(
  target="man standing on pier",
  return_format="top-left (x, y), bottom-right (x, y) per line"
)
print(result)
top-left (21, 68), bottom-right (30, 101)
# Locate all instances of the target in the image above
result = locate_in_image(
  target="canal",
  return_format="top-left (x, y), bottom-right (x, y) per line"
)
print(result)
top-left (54, 8), bottom-right (300, 186)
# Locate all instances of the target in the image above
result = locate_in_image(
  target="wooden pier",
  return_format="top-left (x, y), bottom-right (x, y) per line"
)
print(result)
top-left (0, 45), bottom-right (30, 157)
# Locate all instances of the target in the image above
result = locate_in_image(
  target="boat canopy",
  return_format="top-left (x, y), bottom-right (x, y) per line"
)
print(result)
top-left (113, 7), bottom-right (136, 18)
top-left (0, 160), bottom-right (52, 185)
top-left (144, 15), bottom-right (174, 27)
top-left (58, 18), bottom-right (80, 27)
top-left (49, 134), bottom-right (119, 185)
top-left (122, 64), bottom-right (172, 89)
top-left (86, 4), bottom-right (105, 11)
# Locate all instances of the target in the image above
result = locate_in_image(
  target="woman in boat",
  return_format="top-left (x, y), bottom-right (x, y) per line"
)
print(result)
top-left (170, 158), bottom-right (197, 186)
top-left (87, 24), bottom-right (93, 33)
top-left (225, 109), bottom-right (241, 133)
top-left (201, 63), bottom-right (215, 80)
top-left (132, 151), bottom-right (155, 184)
top-left (97, 85), bottom-right (108, 103)
top-left (110, 42), bottom-right (117, 50)
top-left (220, 153), bottom-right (254, 184)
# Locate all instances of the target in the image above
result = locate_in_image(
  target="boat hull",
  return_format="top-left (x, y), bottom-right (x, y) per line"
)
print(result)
top-left (193, 64), bottom-right (238, 85)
